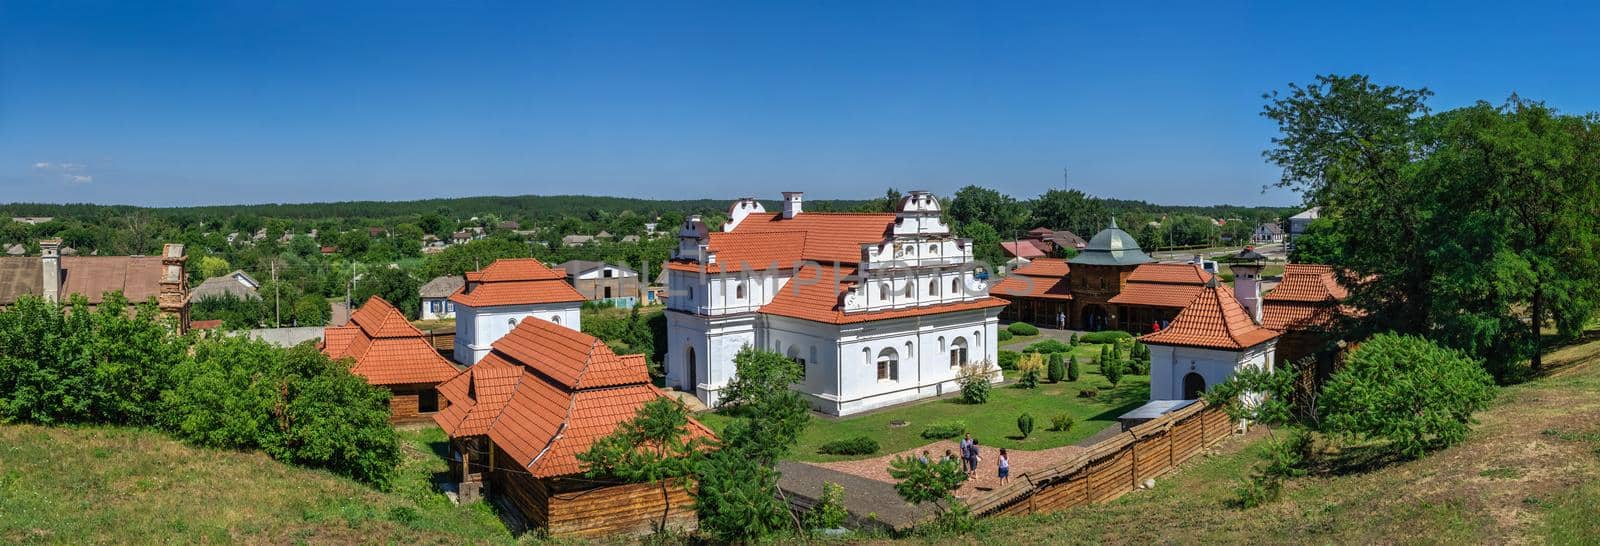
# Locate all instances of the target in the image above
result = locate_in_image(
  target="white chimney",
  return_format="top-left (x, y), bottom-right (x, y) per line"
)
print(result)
top-left (1229, 262), bottom-right (1264, 323)
top-left (39, 239), bottom-right (61, 303)
top-left (782, 191), bottom-right (804, 219)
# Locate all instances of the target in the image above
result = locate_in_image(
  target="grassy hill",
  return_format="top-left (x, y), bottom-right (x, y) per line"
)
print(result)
top-left (0, 426), bottom-right (512, 545)
top-left (4, 338), bottom-right (1599, 544)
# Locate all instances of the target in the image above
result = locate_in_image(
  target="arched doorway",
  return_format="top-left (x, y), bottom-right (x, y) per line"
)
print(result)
top-left (685, 346), bottom-right (698, 391)
top-left (1182, 372), bottom-right (1206, 400)
top-left (1080, 304), bottom-right (1108, 331)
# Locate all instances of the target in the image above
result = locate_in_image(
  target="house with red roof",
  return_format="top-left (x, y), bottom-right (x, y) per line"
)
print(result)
top-left (323, 296), bottom-right (462, 421)
top-left (664, 191), bottom-right (1010, 415)
top-left (1139, 277), bottom-right (1280, 401)
top-left (434, 316), bottom-right (714, 538)
top-left (449, 258), bottom-right (587, 364)
top-left (1262, 263), bottom-right (1353, 374)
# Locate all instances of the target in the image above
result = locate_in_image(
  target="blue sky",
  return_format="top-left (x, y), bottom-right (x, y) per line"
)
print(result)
top-left (2, 1), bottom-right (1597, 207)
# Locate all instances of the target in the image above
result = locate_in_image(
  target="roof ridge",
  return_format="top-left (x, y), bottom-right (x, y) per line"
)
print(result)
top-left (527, 381), bottom-right (580, 472)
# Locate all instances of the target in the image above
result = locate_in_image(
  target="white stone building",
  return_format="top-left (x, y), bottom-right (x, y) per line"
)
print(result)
top-left (664, 191), bottom-right (1009, 416)
top-left (450, 259), bottom-right (585, 364)
top-left (1140, 271), bottom-right (1279, 402)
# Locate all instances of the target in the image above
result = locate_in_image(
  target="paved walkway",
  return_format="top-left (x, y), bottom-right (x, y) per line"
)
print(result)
top-left (777, 460), bottom-right (936, 531)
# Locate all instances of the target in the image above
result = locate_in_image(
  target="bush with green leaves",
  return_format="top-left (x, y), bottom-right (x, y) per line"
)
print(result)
top-left (1015, 356), bottom-right (1045, 389)
top-left (1047, 353), bottom-right (1066, 383)
top-left (1022, 339), bottom-right (1072, 354)
top-left (997, 350), bottom-right (1021, 370)
top-left (1067, 355), bottom-right (1081, 382)
top-left (165, 337), bottom-right (400, 488)
top-left (1077, 388), bottom-right (1098, 398)
top-left (1103, 358), bottom-right (1124, 386)
top-left (1127, 358), bottom-right (1150, 375)
top-left (1049, 413), bottom-right (1075, 432)
top-left (805, 482), bottom-right (849, 530)
top-left (1017, 413), bottom-right (1035, 438)
top-left (1080, 330), bottom-right (1134, 344)
top-left (1069, 332), bottom-right (1079, 345)
top-left (819, 435), bottom-right (880, 456)
top-left (694, 348), bottom-right (813, 541)
top-left (887, 454), bottom-right (967, 516)
top-left (1006, 322), bottom-right (1040, 336)
top-left (997, 329), bottom-right (1013, 342)
top-left (921, 422), bottom-right (967, 440)
top-left (695, 449), bottom-right (792, 541)
top-left (1319, 333), bottom-right (1496, 458)
top-left (958, 362), bottom-right (995, 404)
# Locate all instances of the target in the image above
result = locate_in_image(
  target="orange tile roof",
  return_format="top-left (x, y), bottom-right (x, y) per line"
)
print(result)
top-left (1265, 264), bottom-right (1349, 303)
top-left (1140, 282), bottom-right (1280, 351)
top-left (1108, 263), bottom-right (1211, 308)
top-left (432, 318), bottom-right (715, 478)
top-left (761, 265), bottom-right (1011, 324)
top-left (1011, 258), bottom-right (1071, 277)
top-left (665, 231), bottom-right (808, 274)
top-left (449, 259), bottom-right (586, 307)
top-left (726, 212), bottom-right (896, 263)
top-left (1126, 263), bottom-right (1212, 284)
top-left (322, 296), bottom-right (461, 386)
top-left (1261, 264), bottom-right (1352, 332)
top-left (1108, 282), bottom-right (1205, 308)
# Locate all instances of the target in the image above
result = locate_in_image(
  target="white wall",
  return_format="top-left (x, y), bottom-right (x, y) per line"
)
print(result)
top-left (419, 297), bottom-right (456, 320)
top-left (1148, 342), bottom-right (1275, 401)
top-left (453, 302), bottom-right (583, 364)
top-left (664, 310), bottom-right (757, 407)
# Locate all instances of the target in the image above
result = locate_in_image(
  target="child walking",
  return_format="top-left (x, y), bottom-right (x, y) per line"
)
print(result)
top-left (998, 448), bottom-right (1011, 485)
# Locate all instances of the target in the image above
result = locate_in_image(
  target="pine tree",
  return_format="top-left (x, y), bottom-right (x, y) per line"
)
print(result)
top-left (1067, 355), bottom-right (1081, 382)
top-left (1047, 352), bottom-right (1066, 383)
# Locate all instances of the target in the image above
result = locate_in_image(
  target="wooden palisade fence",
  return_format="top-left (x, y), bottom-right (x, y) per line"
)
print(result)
top-left (966, 400), bottom-right (1234, 517)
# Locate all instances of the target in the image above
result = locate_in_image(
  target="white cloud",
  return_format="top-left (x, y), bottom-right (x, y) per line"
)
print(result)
top-left (68, 175), bottom-right (92, 184)
top-left (32, 161), bottom-right (94, 184)
top-left (32, 162), bottom-right (50, 169)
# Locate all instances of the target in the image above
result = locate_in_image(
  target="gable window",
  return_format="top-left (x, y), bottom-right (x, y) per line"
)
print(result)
top-left (876, 348), bottom-right (900, 382)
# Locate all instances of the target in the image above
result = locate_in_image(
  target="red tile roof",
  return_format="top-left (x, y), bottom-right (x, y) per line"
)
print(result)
top-left (725, 212), bottom-right (896, 264)
top-left (990, 258), bottom-right (1072, 301)
top-left (432, 318), bottom-right (714, 477)
top-left (1261, 264), bottom-right (1352, 332)
top-left (322, 296), bottom-right (460, 386)
top-left (1265, 264), bottom-right (1348, 302)
top-left (665, 231), bottom-right (808, 274)
top-left (1109, 263), bottom-right (1212, 308)
top-left (1140, 282), bottom-right (1280, 351)
top-left (1000, 241), bottom-right (1047, 259)
top-left (761, 265), bottom-right (1010, 324)
top-left (449, 259), bottom-right (586, 307)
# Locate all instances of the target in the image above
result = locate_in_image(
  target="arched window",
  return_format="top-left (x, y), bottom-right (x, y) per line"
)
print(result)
top-left (876, 348), bottom-right (900, 381)
top-left (949, 337), bottom-right (969, 368)
top-left (735, 281), bottom-right (746, 300)
top-left (903, 282), bottom-right (913, 298)
top-left (951, 277), bottom-right (961, 295)
top-left (928, 279), bottom-right (939, 297)
top-left (507, 317), bottom-right (518, 327)
top-left (879, 283), bottom-right (890, 300)
top-left (928, 244), bottom-right (940, 254)
top-left (938, 336), bottom-right (946, 352)
top-left (550, 315), bottom-right (561, 325)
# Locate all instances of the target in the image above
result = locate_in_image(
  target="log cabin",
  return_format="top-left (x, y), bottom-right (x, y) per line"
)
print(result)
top-left (433, 316), bottom-right (715, 538)
top-left (322, 296), bottom-right (462, 421)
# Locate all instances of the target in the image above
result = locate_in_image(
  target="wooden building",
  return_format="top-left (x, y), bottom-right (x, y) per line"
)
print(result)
top-left (1261, 264), bottom-right (1351, 374)
top-left (433, 316), bottom-right (715, 538)
top-left (992, 220), bottom-right (1213, 333)
top-left (322, 296), bottom-right (462, 421)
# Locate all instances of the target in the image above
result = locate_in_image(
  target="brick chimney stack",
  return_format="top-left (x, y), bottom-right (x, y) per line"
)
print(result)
top-left (39, 239), bottom-right (61, 303)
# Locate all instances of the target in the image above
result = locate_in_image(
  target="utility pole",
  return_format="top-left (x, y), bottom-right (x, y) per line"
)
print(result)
top-left (271, 259), bottom-right (280, 327)
top-left (346, 262), bottom-right (354, 316)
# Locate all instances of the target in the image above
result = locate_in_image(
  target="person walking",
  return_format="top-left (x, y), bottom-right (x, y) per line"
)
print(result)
top-left (1057, 310), bottom-right (1066, 330)
top-left (967, 439), bottom-right (982, 477)
top-left (998, 448), bottom-right (1011, 485)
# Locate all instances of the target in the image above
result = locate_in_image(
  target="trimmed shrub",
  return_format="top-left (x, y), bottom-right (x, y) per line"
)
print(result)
top-left (997, 329), bottom-right (1014, 342)
top-left (1067, 355), bottom-right (1081, 382)
top-left (819, 436), bottom-right (880, 456)
top-left (1080, 330), bottom-right (1134, 344)
top-left (1017, 413), bottom-right (1035, 439)
top-left (1006, 322), bottom-right (1040, 336)
top-left (997, 350), bottom-right (1021, 370)
top-left (921, 422), bottom-right (967, 440)
top-left (1022, 339), bottom-right (1072, 354)
top-left (1069, 332), bottom-right (1079, 346)
top-left (1049, 413), bottom-right (1075, 432)
top-left (1104, 358), bottom-right (1125, 386)
top-left (1078, 388), bottom-right (1099, 398)
top-left (1047, 353), bottom-right (1066, 383)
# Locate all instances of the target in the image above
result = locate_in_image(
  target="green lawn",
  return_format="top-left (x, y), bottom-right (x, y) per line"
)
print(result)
top-left (697, 357), bottom-right (1150, 463)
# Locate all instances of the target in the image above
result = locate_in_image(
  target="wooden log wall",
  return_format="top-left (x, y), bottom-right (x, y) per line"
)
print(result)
top-left (546, 479), bottom-right (697, 538)
top-left (968, 401), bottom-right (1235, 517)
